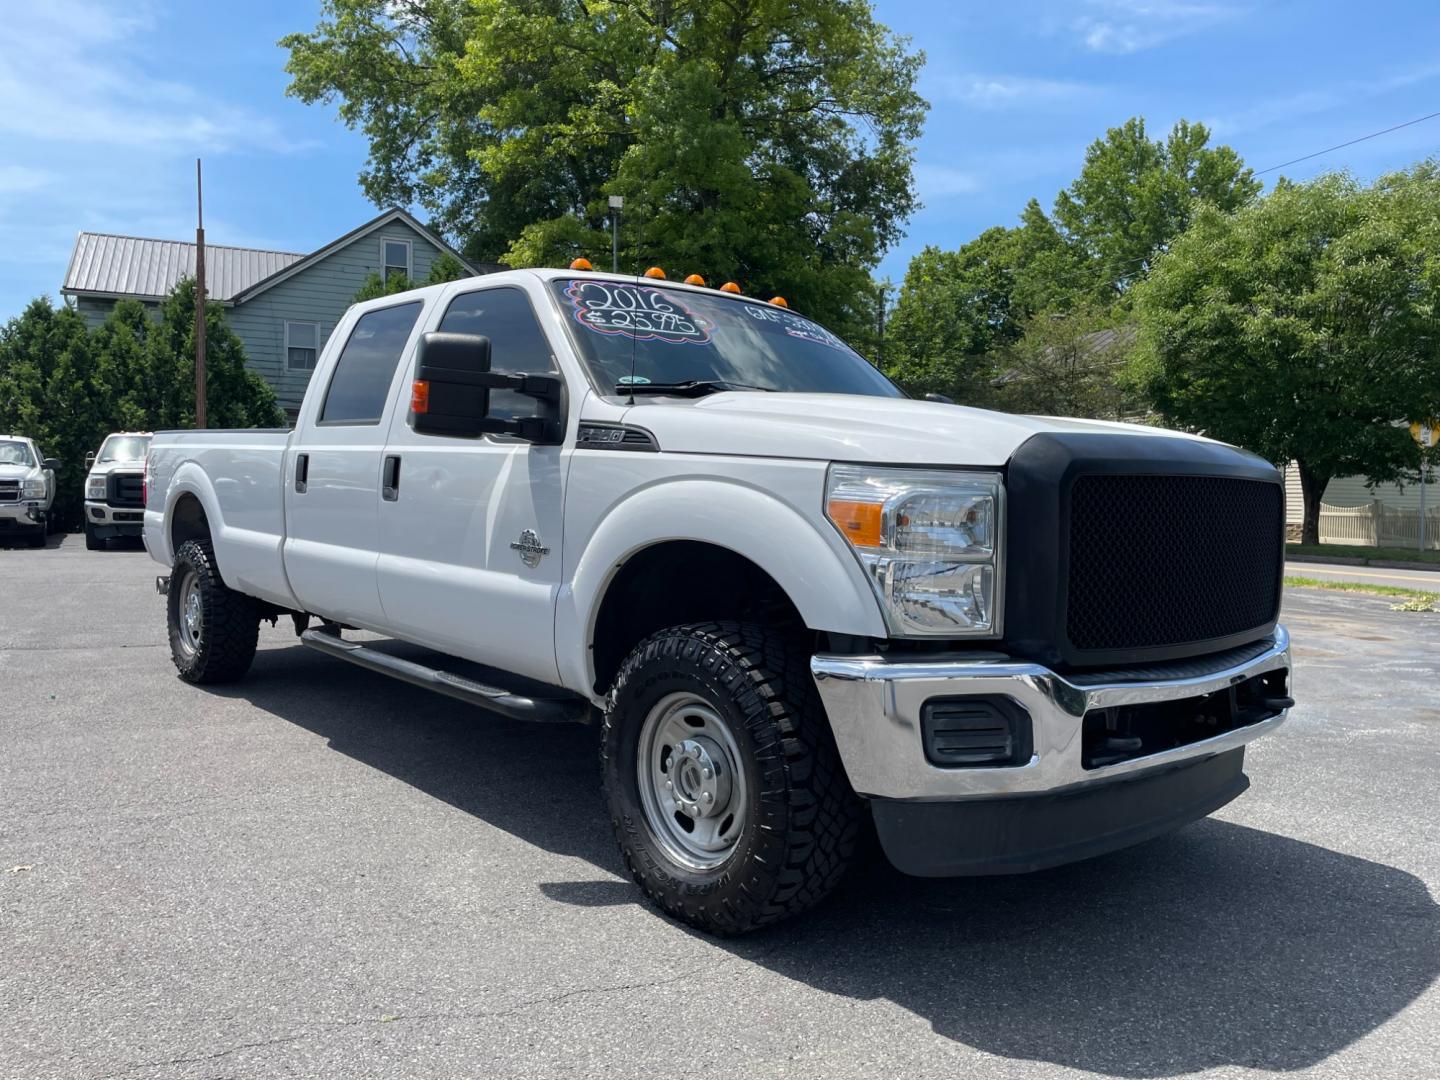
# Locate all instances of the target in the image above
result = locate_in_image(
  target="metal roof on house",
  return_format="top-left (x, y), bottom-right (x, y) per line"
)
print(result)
top-left (62, 233), bottom-right (305, 302)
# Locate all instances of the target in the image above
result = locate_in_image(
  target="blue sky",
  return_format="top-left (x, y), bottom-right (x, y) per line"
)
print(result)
top-left (2, 0), bottom-right (1438, 317)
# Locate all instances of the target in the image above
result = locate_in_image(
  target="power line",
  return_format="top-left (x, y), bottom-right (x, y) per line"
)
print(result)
top-left (1254, 109), bottom-right (1440, 176)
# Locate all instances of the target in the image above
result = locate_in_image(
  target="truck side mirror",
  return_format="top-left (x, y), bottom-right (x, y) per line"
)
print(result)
top-left (43, 457), bottom-right (60, 471)
top-left (411, 331), bottom-right (563, 443)
top-left (84, 451), bottom-right (96, 468)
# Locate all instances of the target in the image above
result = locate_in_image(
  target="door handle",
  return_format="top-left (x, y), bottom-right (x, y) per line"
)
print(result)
top-left (294, 453), bottom-right (309, 494)
top-left (382, 455), bottom-right (401, 502)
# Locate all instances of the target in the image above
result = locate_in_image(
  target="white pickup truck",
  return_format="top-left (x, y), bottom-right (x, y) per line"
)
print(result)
top-left (145, 268), bottom-right (1293, 933)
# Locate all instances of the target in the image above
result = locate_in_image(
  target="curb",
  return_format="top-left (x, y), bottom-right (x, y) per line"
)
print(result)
top-left (1286, 553), bottom-right (1440, 573)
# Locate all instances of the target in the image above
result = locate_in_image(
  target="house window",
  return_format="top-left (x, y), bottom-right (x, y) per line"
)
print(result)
top-left (286, 321), bottom-right (321, 371)
top-left (383, 239), bottom-right (412, 284)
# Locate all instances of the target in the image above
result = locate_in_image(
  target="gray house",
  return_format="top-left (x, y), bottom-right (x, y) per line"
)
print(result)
top-left (61, 208), bottom-right (485, 414)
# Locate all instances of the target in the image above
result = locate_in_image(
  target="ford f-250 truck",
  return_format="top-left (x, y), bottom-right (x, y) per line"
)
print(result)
top-left (144, 268), bottom-right (1293, 933)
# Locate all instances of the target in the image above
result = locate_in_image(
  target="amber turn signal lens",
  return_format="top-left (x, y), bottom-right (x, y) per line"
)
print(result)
top-left (770, 296), bottom-right (788, 308)
top-left (684, 273), bottom-right (706, 286)
top-left (570, 257), bottom-right (593, 271)
top-left (643, 266), bottom-right (666, 279)
top-left (827, 498), bottom-right (883, 548)
top-left (719, 281), bottom-right (741, 294)
top-left (410, 380), bottom-right (430, 415)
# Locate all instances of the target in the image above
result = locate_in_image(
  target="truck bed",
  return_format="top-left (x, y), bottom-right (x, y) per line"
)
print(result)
top-left (145, 428), bottom-right (296, 609)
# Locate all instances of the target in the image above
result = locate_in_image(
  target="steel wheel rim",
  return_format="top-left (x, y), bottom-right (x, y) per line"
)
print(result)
top-left (176, 569), bottom-right (202, 658)
top-left (636, 691), bottom-right (749, 871)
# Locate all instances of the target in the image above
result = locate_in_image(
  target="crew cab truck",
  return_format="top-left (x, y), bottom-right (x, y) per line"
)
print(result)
top-left (0, 435), bottom-right (58, 546)
top-left (144, 269), bottom-right (1294, 934)
top-left (85, 432), bottom-right (152, 549)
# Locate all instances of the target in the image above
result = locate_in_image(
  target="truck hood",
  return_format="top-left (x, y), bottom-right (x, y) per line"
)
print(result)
top-left (88, 460), bottom-right (144, 478)
top-left (0, 462), bottom-right (39, 481)
top-left (618, 393), bottom-right (1209, 466)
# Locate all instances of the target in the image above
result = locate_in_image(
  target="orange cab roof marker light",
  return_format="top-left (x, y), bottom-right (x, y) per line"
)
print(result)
top-left (683, 273), bottom-right (706, 286)
top-left (769, 296), bottom-right (789, 308)
top-left (719, 281), bottom-right (742, 294)
top-left (643, 266), bottom-right (666, 279)
top-left (569, 257), bottom-right (593, 271)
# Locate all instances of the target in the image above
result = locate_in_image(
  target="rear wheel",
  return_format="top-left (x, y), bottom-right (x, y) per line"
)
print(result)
top-left (84, 523), bottom-right (103, 551)
top-left (601, 621), bottom-right (862, 935)
top-left (167, 539), bottom-right (259, 684)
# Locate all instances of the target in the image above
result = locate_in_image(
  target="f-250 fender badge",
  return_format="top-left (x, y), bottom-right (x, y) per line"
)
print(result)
top-left (510, 529), bottom-right (550, 568)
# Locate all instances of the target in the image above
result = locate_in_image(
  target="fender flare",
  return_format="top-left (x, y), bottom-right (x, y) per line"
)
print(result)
top-left (556, 477), bottom-right (886, 696)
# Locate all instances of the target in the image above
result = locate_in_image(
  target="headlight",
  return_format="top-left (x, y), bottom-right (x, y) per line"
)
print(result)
top-left (86, 475), bottom-right (106, 500)
top-left (22, 479), bottom-right (46, 498)
top-left (826, 464), bottom-right (1002, 637)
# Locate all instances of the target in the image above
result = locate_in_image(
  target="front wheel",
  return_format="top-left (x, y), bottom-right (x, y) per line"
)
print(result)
top-left (602, 622), bottom-right (862, 935)
top-left (167, 539), bottom-right (259, 684)
top-left (84, 523), bottom-right (103, 551)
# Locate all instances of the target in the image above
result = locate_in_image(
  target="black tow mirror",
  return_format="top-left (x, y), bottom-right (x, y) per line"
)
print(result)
top-left (43, 457), bottom-right (60, 471)
top-left (411, 331), bottom-right (563, 442)
top-left (84, 451), bottom-right (96, 468)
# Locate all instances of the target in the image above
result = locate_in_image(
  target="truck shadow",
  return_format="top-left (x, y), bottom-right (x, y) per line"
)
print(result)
top-left (226, 641), bottom-right (1439, 1078)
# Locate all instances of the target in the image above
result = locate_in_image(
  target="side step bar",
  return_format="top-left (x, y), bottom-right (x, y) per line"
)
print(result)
top-left (300, 628), bottom-right (588, 724)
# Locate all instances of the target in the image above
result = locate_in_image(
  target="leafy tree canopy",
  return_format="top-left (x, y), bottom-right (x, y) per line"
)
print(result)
top-left (1130, 164), bottom-right (1440, 543)
top-left (284, 0), bottom-right (926, 339)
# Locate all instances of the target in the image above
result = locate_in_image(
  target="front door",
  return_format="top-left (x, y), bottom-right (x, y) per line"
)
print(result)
top-left (375, 284), bottom-right (570, 685)
top-left (284, 299), bottom-right (424, 628)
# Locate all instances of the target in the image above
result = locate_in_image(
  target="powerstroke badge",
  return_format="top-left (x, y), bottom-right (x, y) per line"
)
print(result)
top-left (565, 280), bottom-right (711, 344)
top-left (510, 529), bottom-right (550, 568)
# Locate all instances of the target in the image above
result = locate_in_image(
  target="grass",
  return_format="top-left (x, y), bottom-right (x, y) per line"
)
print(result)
top-left (1287, 542), bottom-right (1440, 565)
top-left (1285, 575), bottom-right (1440, 610)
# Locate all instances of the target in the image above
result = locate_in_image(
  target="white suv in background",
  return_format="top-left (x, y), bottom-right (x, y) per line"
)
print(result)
top-left (84, 432), bottom-right (152, 550)
top-left (0, 435), bottom-right (58, 547)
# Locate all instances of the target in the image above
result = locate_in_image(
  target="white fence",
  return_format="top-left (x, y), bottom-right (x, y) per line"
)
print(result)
top-left (1319, 500), bottom-right (1440, 550)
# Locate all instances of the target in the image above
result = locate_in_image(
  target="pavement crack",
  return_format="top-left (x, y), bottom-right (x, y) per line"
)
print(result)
top-left (96, 1033), bottom-right (309, 1078)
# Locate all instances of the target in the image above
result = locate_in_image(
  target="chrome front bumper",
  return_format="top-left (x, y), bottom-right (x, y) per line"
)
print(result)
top-left (811, 625), bottom-right (1291, 801)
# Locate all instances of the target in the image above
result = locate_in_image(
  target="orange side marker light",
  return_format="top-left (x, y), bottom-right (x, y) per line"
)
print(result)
top-left (410, 380), bottom-right (431, 415)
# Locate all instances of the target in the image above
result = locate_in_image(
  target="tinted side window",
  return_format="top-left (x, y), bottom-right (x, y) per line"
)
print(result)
top-left (321, 301), bottom-right (423, 424)
top-left (437, 288), bottom-right (554, 422)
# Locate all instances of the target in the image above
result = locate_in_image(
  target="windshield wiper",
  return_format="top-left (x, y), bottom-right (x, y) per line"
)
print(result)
top-left (616, 379), bottom-right (773, 397)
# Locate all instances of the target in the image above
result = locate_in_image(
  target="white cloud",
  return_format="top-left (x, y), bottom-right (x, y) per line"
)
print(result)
top-left (0, 166), bottom-right (51, 198)
top-left (915, 165), bottom-right (983, 200)
top-left (1073, 0), bottom-right (1234, 54)
top-left (0, 1), bottom-right (296, 152)
top-left (927, 73), bottom-right (1103, 109)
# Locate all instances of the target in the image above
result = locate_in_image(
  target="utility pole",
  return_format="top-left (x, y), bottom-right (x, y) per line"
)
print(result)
top-left (194, 158), bottom-right (208, 429)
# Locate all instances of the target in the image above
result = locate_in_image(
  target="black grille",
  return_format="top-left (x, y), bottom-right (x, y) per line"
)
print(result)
top-left (106, 472), bottom-right (144, 509)
top-left (1066, 475), bottom-right (1283, 653)
top-left (0, 481), bottom-right (18, 503)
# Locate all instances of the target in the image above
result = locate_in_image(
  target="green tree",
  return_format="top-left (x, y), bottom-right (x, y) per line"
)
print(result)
top-left (1131, 167), bottom-right (1440, 543)
top-left (141, 280), bottom-right (286, 430)
top-left (284, 0), bottom-right (925, 339)
top-left (1053, 117), bottom-right (1260, 297)
top-left (0, 299), bottom-right (98, 529)
top-left (991, 307), bottom-right (1137, 420)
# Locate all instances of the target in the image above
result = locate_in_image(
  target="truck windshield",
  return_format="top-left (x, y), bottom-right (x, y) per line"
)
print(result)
top-left (550, 279), bottom-right (902, 398)
top-left (98, 435), bottom-right (151, 463)
top-left (0, 440), bottom-right (34, 466)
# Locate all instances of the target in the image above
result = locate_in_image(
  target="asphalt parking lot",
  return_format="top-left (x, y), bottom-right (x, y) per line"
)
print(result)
top-left (3, 538), bottom-right (1437, 1079)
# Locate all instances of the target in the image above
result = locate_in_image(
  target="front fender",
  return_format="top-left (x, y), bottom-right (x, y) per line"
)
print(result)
top-left (556, 477), bottom-right (886, 697)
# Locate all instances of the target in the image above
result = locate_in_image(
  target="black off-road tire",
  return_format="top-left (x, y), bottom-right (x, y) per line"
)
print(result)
top-left (602, 621), bottom-right (863, 935)
top-left (84, 523), bottom-right (103, 551)
top-left (167, 539), bottom-right (260, 684)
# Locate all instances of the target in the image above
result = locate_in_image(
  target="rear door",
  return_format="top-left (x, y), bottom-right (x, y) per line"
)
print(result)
top-left (374, 283), bottom-right (570, 684)
top-left (283, 299), bottom-right (425, 628)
